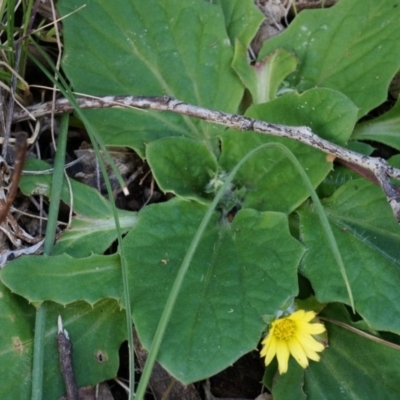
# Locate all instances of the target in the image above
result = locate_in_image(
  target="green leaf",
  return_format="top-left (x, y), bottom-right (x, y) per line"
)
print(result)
top-left (389, 154), bottom-right (400, 172)
top-left (52, 211), bottom-right (136, 257)
top-left (43, 300), bottom-right (125, 399)
top-left (1, 254), bottom-right (122, 306)
top-left (346, 141), bottom-right (375, 156)
top-left (211, 0), bottom-right (263, 47)
top-left (233, 46), bottom-right (298, 104)
top-left (299, 179), bottom-right (400, 334)
top-left (304, 304), bottom-right (400, 399)
top-left (259, 0), bottom-right (400, 117)
top-left (21, 159), bottom-right (116, 217)
top-left (20, 158), bottom-right (137, 257)
top-left (219, 88), bottom-right (358, 212)
top-left (147, 137), bottom-right (218, 203)
top-left (352, 97), bottom-right (400, 150)
top-left (58, 0), bottom-right (244, 156)
top-left (0, 282), bottom-right (125, 400)
top-left (123, 198), bottom-right (304, 383)
top-left (316, 166), bottom-right (358, 199)
top-left (272, 360), bottom-right (306, 400)
top-left (0, 284), bottom-right (35, 400)
top-left (213, 0), bottom-right (266, 105)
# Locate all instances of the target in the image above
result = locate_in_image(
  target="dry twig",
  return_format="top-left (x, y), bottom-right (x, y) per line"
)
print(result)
top-left (12, 95), bottom-right (400, 220)
top-left (57, 316), bottom-right (79, 400)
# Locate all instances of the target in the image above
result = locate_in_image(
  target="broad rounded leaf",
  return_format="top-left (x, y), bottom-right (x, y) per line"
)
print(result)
top-left (122, 198), bottom-right (304, 383)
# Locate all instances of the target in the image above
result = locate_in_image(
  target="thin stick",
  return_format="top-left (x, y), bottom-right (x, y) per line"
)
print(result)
top-left (12, 95), bottom-right (400, 220)
top-left (57, 315), bottom-right (79, 400)
top-left (320, 316), bottom-right (400, 351)
top-left (0, 131), bottom-right (28, 224)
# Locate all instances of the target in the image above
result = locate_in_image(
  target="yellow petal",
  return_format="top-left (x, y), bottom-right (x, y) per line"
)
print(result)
top-left (276, 340), bottom-right (290, 374)
top-left (264, 335), bottom-right (278, 366)
top-left (288, 337), bottom-right (309, 369)
top-left (297, 321), bottom-right (326, 335)
top-left (289, 310), bottom-right (307, 321)
top-left (297, 331), bottom-right (325, 353)
top-left (302, 311), bottom-right (317, 322)
top-left (260, 334), bottom-right (271, 357)
top-left (290, 310), bottom-right (316, 322)
top-left (302, 347), bottom-right (321, 362)
top-left (260, 334), bottom-right (272, 357)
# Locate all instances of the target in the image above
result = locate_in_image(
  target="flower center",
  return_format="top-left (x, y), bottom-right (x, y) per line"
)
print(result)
top-left (273, 318), bottom-right (296, 341)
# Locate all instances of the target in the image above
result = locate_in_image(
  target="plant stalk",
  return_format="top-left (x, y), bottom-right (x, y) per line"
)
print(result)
top-left (31, 113), bottom-right (69, 400)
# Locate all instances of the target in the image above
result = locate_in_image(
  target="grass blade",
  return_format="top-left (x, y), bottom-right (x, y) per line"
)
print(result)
top-left (31, 113), bottom-right (69, 400)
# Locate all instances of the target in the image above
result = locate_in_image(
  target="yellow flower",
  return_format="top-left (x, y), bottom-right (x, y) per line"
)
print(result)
top-left (260, 309), bottom-right (326, 374)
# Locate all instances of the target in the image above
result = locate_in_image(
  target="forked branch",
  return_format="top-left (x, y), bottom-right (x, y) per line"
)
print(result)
top-left (12, 95), bottom-right (400, 221)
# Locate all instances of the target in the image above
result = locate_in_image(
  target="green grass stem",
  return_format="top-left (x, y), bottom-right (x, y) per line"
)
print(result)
top-left (5, 0), bottom-right (15, 67)
top-left (29, 41), bottom-right (135, 399)
top-left (270, 143), bottom-right (354, 310)
top-left (31, 113), bottom-right (69, 400)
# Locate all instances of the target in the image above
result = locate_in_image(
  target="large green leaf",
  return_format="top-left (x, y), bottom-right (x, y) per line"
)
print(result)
top-left (299, 179), bottom-right (400, 333)
top-left (0, 282), bottom-right (125, 400)
top-left (58, 0), bottom-right (244, 157)
top-left (259, 0), bottom-right (400, 117)
top-left (219, 88), bottom-right (358, 213)
top-left (122, 198), bottom-right (304, 383)
top-left (304, 305), bottom-right (400, 399)
top-left (0, 254), bottom-right (122, 306)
